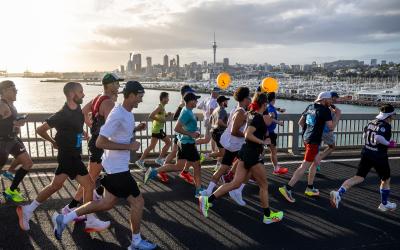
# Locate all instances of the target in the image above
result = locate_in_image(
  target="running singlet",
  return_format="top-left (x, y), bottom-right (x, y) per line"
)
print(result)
top-left (0, 99), bottom-right (17, 139)
top-left (245, 112), bottom-right (267, 149)
top-left (362, 119), bottom-right (391, 157)
top-left (151, 104), bottom-right (166, 134)
top-left (90, 95), bottom-right (110, 136)
top-left (220, 106), bottom-right (246, 152)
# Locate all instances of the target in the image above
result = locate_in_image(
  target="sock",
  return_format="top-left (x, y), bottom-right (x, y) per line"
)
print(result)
top-left (10, 168), bottom-right (28, 191)
top-left (338, 186), bottom-right (346, 197)
top-left (380, 189), bottom-right (390, 205)
top-left (96, 186), bottom-right (104, 196)
top-left (286, 184), bottom-right (293, 191)
top-left (68, 199), bottom-right (80, 209)
top-left (263, 207), bottom-right (271, 217)
top-left (307, 184), bottom-right (314, 189)
top-left (238, 183), bottom-right (245, 192)
top-left (208, 194), bottom-right (216, 203)
top-left (63, 211), bottom-right (78, 224)
top-left (206, 181), bottom-right (216, 194)
top-left (132, 233), bottom-right (142, 245)
top-left (25, 200), bottom-right (40, 213)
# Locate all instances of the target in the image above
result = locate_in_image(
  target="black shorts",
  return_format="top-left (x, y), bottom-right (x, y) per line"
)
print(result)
top-left (221, 149), bottom-right (238, 166)
top-left (0, 137), bottom-right (27, 166)
top-left (152, 130), bottom-right (167, 140)
top-left (268, 132), bottom-right (278, 147)
top-left (173, 134), bottom-right (178, 145)
top-left (55, 151), bottom-right (88, 180)
top-left (88, 134), bottom-right (103, 163)
top-left (100, 171), bottom-right (140, 198)
top-left (356, 154), bottom-right (391, 181)
top-left (238, 144), bottom-right (264, 169)
top-left (177, 143), bottom-right (200, 162)
top-left (211, 130), bottom-right (224, 148)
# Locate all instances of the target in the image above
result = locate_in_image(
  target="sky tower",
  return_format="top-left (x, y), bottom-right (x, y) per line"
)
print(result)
top-left (212, 32), bottom-right (217, 65)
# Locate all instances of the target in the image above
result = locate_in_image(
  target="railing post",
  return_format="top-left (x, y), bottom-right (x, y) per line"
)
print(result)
top-left (290, 116), bottom-right (301, 156)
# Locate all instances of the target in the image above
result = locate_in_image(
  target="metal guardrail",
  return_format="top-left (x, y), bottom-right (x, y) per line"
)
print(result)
top-left (13, 113), bottom-right (400, 160)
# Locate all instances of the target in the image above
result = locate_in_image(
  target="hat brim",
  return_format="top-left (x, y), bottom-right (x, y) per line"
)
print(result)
top-left (376, 111), bottom-right (396, 120)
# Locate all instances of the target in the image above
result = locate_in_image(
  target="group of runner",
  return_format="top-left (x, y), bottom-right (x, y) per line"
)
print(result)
top-left (0, 75), bottom-right (397, 249)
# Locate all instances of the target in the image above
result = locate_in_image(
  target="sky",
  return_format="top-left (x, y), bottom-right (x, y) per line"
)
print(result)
top-left (0, 0), bottom-right (399, 72)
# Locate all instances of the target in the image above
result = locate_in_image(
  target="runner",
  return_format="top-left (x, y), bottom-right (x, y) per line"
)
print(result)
top-left (62, 73), bottom-right (122, 216)
top-left (135, 92), bottom-right (172, 169)
top-left (52, 81), bottom-right (156, 249)
top-left (199, 92), bottom-right (284, 224)
top-left (0, 80), bottom-right (33, 202)
top-left (330, 104), bottom-right (397, 211)
top-left (279, 91), bottom-right (333, 202)
top-left (16, 82), bottom-right (109, 232)
top-left (144, 92), bottom-right (204, 197)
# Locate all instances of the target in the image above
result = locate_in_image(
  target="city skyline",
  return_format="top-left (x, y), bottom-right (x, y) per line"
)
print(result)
top-left (0, 0), bottom-right (399, 72)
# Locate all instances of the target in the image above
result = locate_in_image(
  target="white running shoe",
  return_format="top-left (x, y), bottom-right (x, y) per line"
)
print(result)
top-left (85, 217), bottom-right (110, 233)
top-left (135, 160), bottom-right (146, 170)
top-left (229, 189), bottom-right (246, 206)
top-left (61, 205), bottom-right (86, 222)
top-left (16, 206), bottom-right (32, 231)
top-left (155, 158), bottom-right (165, 166)
top-left (330, 191), bottom-right (341, 209)
top-left (378, 201), bottom-right (397, 212)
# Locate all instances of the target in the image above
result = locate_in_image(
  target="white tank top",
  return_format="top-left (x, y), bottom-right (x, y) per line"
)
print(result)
top-left (220, 106), bottom-right (246, 152)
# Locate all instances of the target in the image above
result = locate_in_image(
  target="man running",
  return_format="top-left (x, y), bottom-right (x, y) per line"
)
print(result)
top-left (0, 80), bottom-right (33, 202)
top-left (330, 104), bottom-right (397, 211)
top-left (279, 91), bottom-right (334, 202)
top-left (52, 81), bottom-right (156, 249)
top-left (16, 82), bottom-right (109, 232)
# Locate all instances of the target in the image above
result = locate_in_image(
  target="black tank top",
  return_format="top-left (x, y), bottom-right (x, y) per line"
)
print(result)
top-left (0, 99), bottom-right (17, 139)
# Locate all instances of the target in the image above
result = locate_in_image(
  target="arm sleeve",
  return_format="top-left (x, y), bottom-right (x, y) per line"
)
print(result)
top-left (99, 111), bottom-right (120, 138)
top-left (45, 111), bottom-right (63, 128)
top-left (178, 112), bottom-right (189, 125)
top-left (375, 135), bottom-right (390, 146)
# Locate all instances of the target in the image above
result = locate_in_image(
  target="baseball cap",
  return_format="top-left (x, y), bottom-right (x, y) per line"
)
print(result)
top-left (256, 86), bottom-right (262, 92)
top-left (0, 80), bottom-right (15, 94)
top-left (217, 95), bottom-right (230, 104)
top-left (376, 104), bottom-right (396, 120)
top-left (183, 92), bottom-right (201, 102)
top-left (212, 87), bottom-right (222, 93)
top-left (331, 92), bottom-right (339, 98)
top-left (180, 85), bottom-right (194, 96)
top-left (315, 91), bottom-right (332, 102)
top-left (119, 81), bottom-right (145, 96)
top-left (102, 73), bottom-right (124, 85)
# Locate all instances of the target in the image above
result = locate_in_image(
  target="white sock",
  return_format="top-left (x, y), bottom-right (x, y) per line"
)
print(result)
top-left (238, 184), bottom-right (245, 192)
top-left (63, 211), bottom-right (77, 224)
top-left (132, 233), bottom-right (142, 245)
top-left (25, 200), bottom-right (40, 213)
top-left (206, 181), bottom-right (216, 194)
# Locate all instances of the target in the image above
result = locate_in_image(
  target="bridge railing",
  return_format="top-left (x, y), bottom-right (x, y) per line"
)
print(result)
top-left (14, 113), bottom-right (400, 160)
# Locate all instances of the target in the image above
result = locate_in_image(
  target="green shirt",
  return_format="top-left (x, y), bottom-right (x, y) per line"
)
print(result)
top-left (151, 104), bottom-right (166, 133)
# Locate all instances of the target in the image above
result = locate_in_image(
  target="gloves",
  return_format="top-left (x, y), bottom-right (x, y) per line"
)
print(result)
top-left (388, 140), bottom-right (397, 148)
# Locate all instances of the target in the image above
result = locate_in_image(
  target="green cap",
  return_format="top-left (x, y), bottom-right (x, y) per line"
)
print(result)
top-left (102, 73), bottom-right (124, 85)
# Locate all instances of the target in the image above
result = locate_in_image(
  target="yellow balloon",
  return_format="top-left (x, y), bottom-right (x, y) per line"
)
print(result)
top-left (261, 77), bottom-right (279, 93)
top-left (216, 72), bottom-right (232, 90)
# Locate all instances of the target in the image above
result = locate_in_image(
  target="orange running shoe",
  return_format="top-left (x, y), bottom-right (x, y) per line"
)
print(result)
top-left (179, 171), bottom-right (194, 184)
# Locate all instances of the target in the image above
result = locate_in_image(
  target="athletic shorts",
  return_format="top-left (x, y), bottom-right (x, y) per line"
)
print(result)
top-left (221, 149), bottom-right (238, 166)
top-left (322, 132), bottom-right (335, 146)
top-left (304, 143), bottom-right (319, 162)
top-left (268, 132), bottom-right (278, 147)
top-left (211, 130), bottom-right (224, 148)
top-left (152, 130), bottom-right (167, 140)
top-left (177, 143), bottom-right (200, 162)
top-left (0, 137), bottom-right (27, 166)
top-left (100, 171), bottom-right (140, 198)
top-left (55, 151), bottom-right (88, 180)
top-left (173, 134), bottom-right (178, 145)
top-left (238, 144), bottom-right (264, 169)
top-left (356, 154), bottom-right (391, 181)
top-left (88, 134), bottom-right (103, 163)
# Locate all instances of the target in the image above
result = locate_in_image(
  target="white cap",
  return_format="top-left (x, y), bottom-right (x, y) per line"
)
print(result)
top-left (376, 111), bottom-right (396, 120)
top-left (315, 91), bottom-right (332, 102)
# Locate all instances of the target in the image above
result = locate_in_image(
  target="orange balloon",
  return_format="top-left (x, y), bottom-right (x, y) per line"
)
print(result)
top-left (216, 72), bottom-right (232, 90)
top-left (261, 77), bottom-right (279, 93)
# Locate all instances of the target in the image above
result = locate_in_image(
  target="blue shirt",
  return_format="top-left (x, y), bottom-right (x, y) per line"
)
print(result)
top-left (177, 107), bottom-right (198, 144)
top-left (267, 104), bottom-right (278, 133)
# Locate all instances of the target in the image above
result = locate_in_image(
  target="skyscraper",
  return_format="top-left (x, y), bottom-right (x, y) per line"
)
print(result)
top-left (132, 53), bottom-right (142, 72)
top-left (371, 59), bottom-right (377, 66)
top-left (176, 54), bottom-right (180, 68)
top-left (212, 32), bottom-right (217, 65)
top-left (146, 57), bottom-right (152, 74)
top-left (163, 55), bottom-right (169, 68)
top-left (223, 58), bottom-right (229, 67)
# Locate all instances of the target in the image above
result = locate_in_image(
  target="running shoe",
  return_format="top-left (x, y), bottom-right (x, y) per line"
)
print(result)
top-left (157, 172), bottom-right (169, 183)
top-left (178, 171), bottom-right (194, 184)
top-left (263, 210), bottom-right (284, 224)
top-left (195, 187), bottom-right (205, 198)
top-left (61, 205), bottom-right (86, 222)
top-left (2, 171), bottom-right (15, 181)
top-left (200, 153), bottom-right (210, 164)
top-left (316, 165), bottom-right (321, 172)
top-left (127, 239), bottom-right (157, 250)
top-left (143, 167), bottom-right (157, 184)
top-left (135, 160), bottom-right (146, 170)
top-left (200, 189), bottom-right (211, 196)
top-left (272, 166), bottom-right (288, 175)
top-left (16, 205), bottom-right (32, 231)
top-left (248, 178), bottom-right (257, 184)
top-left (229, 189), bottom-right (246, 206)
top-left (4, 187), bottom-right (25, 202)
top-left (52, 212), bottom-right (67, 240)
top-left (305, 165), bottom-right (321, 174)
top-left (198, 196), bottom-right (210, 217)
top-left (304, 187), bottom-right (320, 197)
top-left (154, 158), bottom-right (165, 166)
top-left (378, 201), bottom-right (397, 212)
top-left (85, 217), bottom-right (111, 233)
top-left (330, 190), bottom-right (341, 209)
top-left (279, 186), bottom-right (296, 203)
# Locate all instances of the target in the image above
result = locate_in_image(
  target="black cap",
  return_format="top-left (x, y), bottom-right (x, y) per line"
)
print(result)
top-left (217, 95), bottom-right (230, 104)
top-left (331, 91), bottom-right (339, 98)
top-left (183, 92), bottom-right (201, 102)
top-left (256, 86), bottom-right (262, 92)
top-left (180, 85), bottom-right (194, 96)
top-left (212, 87), bottom-right (222, 93)
top-left (119, 81), bottom-right (145, 96)
top-left (102, 73), bottom-right (124, 85)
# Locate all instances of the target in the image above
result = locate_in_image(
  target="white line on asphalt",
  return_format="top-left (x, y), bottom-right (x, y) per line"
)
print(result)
top-left (22, 156), bottom-right (400, 179)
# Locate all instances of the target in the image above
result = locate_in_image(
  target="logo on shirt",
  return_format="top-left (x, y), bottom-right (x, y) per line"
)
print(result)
top-left (380, 127), bottom-right (386, 133)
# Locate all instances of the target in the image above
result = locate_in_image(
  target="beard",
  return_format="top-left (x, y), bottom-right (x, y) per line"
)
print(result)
top-left (73, 96), bottom-right (83, 105)
top-left (224, 103), bottom-right (228, 108)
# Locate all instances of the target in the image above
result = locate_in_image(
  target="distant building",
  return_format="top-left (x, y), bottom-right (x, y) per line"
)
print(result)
top-left (146, 57), bottom-right (152, 74)
top-left (163, 55), bottom-right (169, 69)
top-left (371, 59), bottom-right (377, 66)
top-left (381, 60), bottom-right (387, 65)
top-left (291, 64), bottom-right (301, 72)
top-left (323, 60), bottom-right (361, 70)
top-left (223, 58), bottom-right (229, 67)
top-left (132, 53), bottom-right (142, 72)
top-left (120, 65), bottom-right (125, 74)
top-left (176, 54), bottom-right (180, 68)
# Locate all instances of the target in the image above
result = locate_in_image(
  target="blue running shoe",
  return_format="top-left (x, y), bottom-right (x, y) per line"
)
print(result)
top-left (52, 212), bottom-right (67, 240)
top-left (127, 239), bottom-right (157, 250)
top-left (2, 171), bottom-right (15, 181)
top-left (143, 167), bottom-right (157, 185)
